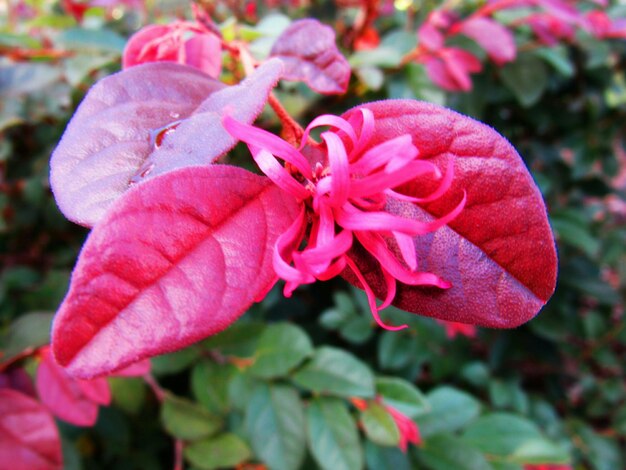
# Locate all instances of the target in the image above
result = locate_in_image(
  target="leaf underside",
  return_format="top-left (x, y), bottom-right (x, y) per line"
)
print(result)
top-left (341, 100), bottom-right (557, 328)
top-left (50, 59), bottom-right (283, 227)
top-left (52, 165), bottom-right (300, 377)
top-left (270, 19), bottom-right (350, 95)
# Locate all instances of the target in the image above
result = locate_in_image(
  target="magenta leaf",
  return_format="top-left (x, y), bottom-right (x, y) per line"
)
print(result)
top-left (341, 100), bottom-right (557, 328)
top-left (51, 165), bottom-right (301, 378)
top-left (36, 347), bottom-right (110, 426)
top-left (270, 19), bottom-right (350, 95)
top-left (50, 62), bottom-right (225, 227)
top-left (459, 17), bottom-right (516, 65)
top-left (0, 389), bottom-right (63, 470)
top-left (144, 58), bottom-right (283, 178)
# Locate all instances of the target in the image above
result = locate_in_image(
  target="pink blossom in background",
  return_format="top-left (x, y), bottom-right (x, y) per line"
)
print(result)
top-left (524, 13), bottom-right (576, 45)
top-left (384, 403), bottom-right (422, 452)
top-left (224, 109), bottom-right (465, 330)
top-left (421, 47), bottom-right (482, 92)
top-left (523, 464), bottom-right (572, 470)
top-left (584, 11), bottom-right (626, 39)
top-left (123, 21), bottom-right (222, 78)
top-left (436, 319), bottom-right (478, 339)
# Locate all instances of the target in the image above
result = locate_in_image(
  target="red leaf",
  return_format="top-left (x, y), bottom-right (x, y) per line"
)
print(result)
top-left (52, 165), bottom-right (300, 378)
top-left (270, 19), bottom-right (350, 94)
top-left (341, 100), bottom-right (557, 328)
top-left (50, 62), bottom-right (224, 227)
top-left (36, 347), bottom-right (110, 426)
top-left (459, 17), bottom-right (516, 65)
top-left (0, 389), bottom-right (63, 470)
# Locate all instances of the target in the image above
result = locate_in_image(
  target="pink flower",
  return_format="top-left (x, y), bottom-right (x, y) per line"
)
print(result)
top-left (224, 110), bottom-right (465, 330)
top-left (584, 11), bottom-right (626, 39)
top-left (523, 464), bottom-right (572, 470)
top-left (384, 403), bottom-right (422, 452)
top-left (351, 397), bottom-right (421, 452)
top-left (524, 13), bottom-right (576, 45)
top-left (123, 21), bottom-right (222, 78)
top-left (421, 47), bottom-right (482, 92)
top-left (436, 319), bottom-right (478, 338)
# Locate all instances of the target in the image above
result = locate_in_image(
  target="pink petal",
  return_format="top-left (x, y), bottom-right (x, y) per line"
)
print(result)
top-left (184, 33), bottom-right (222, 78)
top-left (459, 17), bottom-right (516, 65)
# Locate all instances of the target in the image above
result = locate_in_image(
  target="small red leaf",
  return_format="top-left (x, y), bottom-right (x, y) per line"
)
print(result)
top-left (52, 165), bottom-right (300, 378)
top-left (0, 389), bottom-right (63, 470)
top-left (459, 17), bottom-right (516, 65)
top-left (270, 19), bottom-right (350, 95)
top-left (50, 62), bottom-right (225, 227)
top-left (341, 100), bottom-right (557, 328)
top-left (36, 347), bottom-right (110, 426)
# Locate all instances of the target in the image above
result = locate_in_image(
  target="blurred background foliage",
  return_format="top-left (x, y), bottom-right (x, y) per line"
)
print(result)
top-left (1, 0), bottom-right (625, 469)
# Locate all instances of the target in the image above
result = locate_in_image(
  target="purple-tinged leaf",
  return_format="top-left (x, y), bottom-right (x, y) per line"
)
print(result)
top-left (52, 165), bottom-right (300, 378)
top-left (270, 19), bottom-right (350, 95)
top-left (143, 59), bottom-right (283, 178)
top-left (50, 62), bottom-right (225, 227)
top-left (341, 100), bottom-right (557, 328)
top-left (0, 389), bottom-right (63, 470)
top-left (459, 18), bottom-right (516, 65)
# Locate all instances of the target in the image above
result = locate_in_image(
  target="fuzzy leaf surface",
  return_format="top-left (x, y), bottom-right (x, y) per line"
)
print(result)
top-left (270, 19), bottom-right (350, 94)
top-left (0, 389), bottom-right (63, 470)
top-left (50, 60), bottom-right (282, 227)
top-left (51, 165), bottom-right (300, 377)
top-left (341, 100), bottom-right (557, 328)
top-left (50, 62), bottom-right (225, 227)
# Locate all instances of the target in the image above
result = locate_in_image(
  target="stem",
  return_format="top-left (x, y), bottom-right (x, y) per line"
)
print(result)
top-left (267, 94), bottom-right (306, 146)
top-left (143, 373), bottom-right (166, 402)
top-left (173, 439), bottom-right (184, 470)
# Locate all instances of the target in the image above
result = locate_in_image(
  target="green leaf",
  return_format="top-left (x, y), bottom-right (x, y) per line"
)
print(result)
top-left (510, 439), bottom-right (570, 465)
top-left (417, 434), bottom-right (494, 470)
top-left (376, 377), bottom-right (429, 419)
top-left (151, 347), bottom-right (200, 376)
top-left (378, 331), bottom-right (414, 370)
top-left (0, 64), bottom-right (62, 97)
top-left (202, 322), bottom-right (265, 357)
top-left (161, 395), bottom-right (222, 441)
top-left (339, 316), bottom-right (374, 344)
top-left (349, 47), bottom-right (404, 68)
top-left (364, 441), bottom-right (412, 470)
top-left (416, 387), bottom-right (481, 438)
top-left (55, 27), bottom-right (126, 53)
top-left (228, 371), bottom-right (260, 411)
top-left (406, 63), bottom-right (446, 105)
top-left (461, 413), bottom-right (543, 456)
top-left (570, 421), bottom-right (622, 470)
top-left (533, 47), bottom-right (574, 77)
top-left (360, 402), bottom-right (400, 447)
top-left (291, 347), bottom-right (375, 398)
top-left (184, 433), bottom-right (252, 470)
top-left (191, 360), bottom-right (235, 414)
top-left (248, 323), bottom-right (313, 378)
top-left (244, 383), bottom-right (306, 470)
top-left (307, 397), bottom-right (363, 470)
top-left (500, 54), bottom-right (548, 107)
top-left (2, 311), bottom-right (53, 360)
top-left (109, 377), bottom-right (146, 415)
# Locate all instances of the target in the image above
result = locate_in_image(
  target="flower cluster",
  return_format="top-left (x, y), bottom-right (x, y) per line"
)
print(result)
top-left (224, 108), bottom-right (465, 330)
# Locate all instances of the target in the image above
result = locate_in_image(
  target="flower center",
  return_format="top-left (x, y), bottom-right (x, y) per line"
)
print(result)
top-left (223, 109), bottom-right (466, 330)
